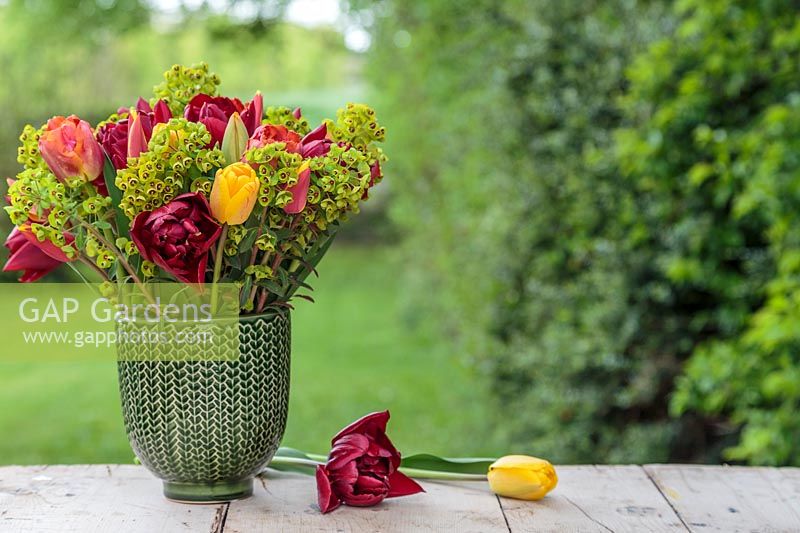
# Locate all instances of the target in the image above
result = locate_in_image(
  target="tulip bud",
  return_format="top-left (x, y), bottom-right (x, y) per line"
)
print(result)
top-left (221, 112), bottom-right (249, 164)
top-left (210, 162), bottom-right (260, 225)
top-left (487, 455), bottom-right (557, 501)
top-left (127, 109), bottom-right (148, 160)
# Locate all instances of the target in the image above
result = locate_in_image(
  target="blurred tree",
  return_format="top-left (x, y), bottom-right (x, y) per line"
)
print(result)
top-left (617, 0), bottom-right (800, 465)
top-left (355, 0), bottom-right (680, 463)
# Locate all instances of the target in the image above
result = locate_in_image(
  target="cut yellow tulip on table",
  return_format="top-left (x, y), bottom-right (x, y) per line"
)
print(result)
top-left (488, 455), bottom-right (558, 501)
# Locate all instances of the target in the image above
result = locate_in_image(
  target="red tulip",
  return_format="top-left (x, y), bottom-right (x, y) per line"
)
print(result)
top-left (130, 193), bottom-right (222, 285)
top-left (97, 98), bottom-right (172, 170)
top-left (246, 124), bottom-right (302, 153)
top-left (316, 411), bottom-right (424, 513)
top-left (184, 93), bottom-right (262, 147)
top-left (39, 115), bottom-right (104, 183)
top-left (240, 92), bottom-right (263, 136)
top-left (362, 162), bottom-right (383, 200)
top-left (3, 226), bottom-right (74, 282)
top-left (299, 123), bottom-right (333, 158)
top-left (284, 163), bottom-right (311, 214)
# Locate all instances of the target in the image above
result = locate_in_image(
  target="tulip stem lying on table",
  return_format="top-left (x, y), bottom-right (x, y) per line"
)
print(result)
top-left (267, 456), bottom-right (488, 481)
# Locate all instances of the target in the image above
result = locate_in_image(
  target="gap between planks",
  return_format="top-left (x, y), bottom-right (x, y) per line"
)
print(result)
top-left (496, 494), bottom-right (513, 533)
top-left (211, 502), bottom-right (230, 533)
top-left (642, 466), bottom-right (691, 532)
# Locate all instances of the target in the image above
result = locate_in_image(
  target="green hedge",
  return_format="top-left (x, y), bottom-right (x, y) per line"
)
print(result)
top-left (361, 0), bottom-right (800, 464)
top-left (619, 0), bottom-right (800, 465)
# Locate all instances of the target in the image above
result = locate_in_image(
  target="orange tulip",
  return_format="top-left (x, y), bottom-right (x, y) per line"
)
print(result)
top-left (210, 162), bottom-right (259, 225)
top-left (38, 115), bottom-right (104, 183)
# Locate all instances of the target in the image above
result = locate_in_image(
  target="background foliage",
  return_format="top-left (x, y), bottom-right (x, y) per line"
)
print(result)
top-left (361, 0), bottom-right (800, 465)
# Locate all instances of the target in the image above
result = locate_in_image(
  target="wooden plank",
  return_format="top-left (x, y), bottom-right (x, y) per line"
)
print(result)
top-left (224, 470), bottom-right (509, 533)
top-left (0, 465), bottom-right (221, 533)
top-left (644, 464), bottom-right (800, 532)
top-left (499, 465), bottom-right (688, 532)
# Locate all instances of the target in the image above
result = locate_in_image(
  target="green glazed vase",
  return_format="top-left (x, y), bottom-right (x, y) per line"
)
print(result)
top-left (116, 312), bottom-right (290, 503)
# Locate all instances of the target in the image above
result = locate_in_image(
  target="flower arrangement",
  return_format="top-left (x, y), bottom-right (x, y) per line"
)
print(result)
top-left (2, 63), bottom-right (560, 512)
top-left (4, 63), bottom-right (386, 313)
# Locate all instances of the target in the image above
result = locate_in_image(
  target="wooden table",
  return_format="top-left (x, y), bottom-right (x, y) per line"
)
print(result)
top-left (1, 464), bottom-right (799, 532)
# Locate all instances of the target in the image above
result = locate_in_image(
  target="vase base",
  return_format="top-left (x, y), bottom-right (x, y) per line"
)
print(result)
top-left (163, 478), bottom-right (253, 503)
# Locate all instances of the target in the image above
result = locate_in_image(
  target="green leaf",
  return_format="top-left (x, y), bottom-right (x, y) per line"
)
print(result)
top-left (284, 228), bottom-right (337, 300)
top-left (401, 454), bottom-right (496, 475)
top-left (101, 151), bottom-right (129, 236)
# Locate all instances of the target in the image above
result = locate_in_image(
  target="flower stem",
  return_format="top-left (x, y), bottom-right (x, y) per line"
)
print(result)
top-left (210, 224), bottom-right (228, 312)
top-left (397, 468), bottom-right (487, 481)
top-left (269, 456), bottom-right (322, 468)
top-left (77, 255), bottom-right (111, 282)
top-left (79, 220), bottom-right (154, 305)
top-left (267, 455), bottom-right (488, 481)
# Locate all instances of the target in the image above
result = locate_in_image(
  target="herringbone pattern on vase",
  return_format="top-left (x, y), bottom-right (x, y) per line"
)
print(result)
top-left (116, 313), bottom-right (290, 483)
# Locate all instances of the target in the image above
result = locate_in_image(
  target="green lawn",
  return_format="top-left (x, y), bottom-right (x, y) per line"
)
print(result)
top-left (0, 245), bottom-right (497, 464)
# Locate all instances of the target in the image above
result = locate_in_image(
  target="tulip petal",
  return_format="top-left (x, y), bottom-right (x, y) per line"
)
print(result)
top-left (153, 99), bottom-right (172, 125)
top-left (283, 166), bottom-right (311, 214)
top-left (3, 228), bottom-right (64, 282)
top-left (203, 117), bottom-right (228, 147)
top-left (487, 455), bottom-right (558, 501)
top-left (316, 466), bottom-right (341, 514)
top-left (332, 410), bottom-right (391, 444)
top-left (127, 111), bottom-right (148, 159)
top-left (19, 226), bottom-right (74, 263)
top-left (386, 470), bottom-right (425, 498)
top-left (241, 92), bottom-right (263, 136)
top-left (302, 123), bottom-right (328, 144)
top-left (327, 434), bottom-right (370, 471)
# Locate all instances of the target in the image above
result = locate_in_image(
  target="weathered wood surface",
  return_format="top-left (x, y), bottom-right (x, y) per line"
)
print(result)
top-left (1, 465), bottom-right (799, 532)
top-left (645, 464), bottom-right (800, 533)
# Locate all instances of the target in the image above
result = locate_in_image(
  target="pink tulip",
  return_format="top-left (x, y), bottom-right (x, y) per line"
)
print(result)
top-left (127, 110), bottom-right (148, 159)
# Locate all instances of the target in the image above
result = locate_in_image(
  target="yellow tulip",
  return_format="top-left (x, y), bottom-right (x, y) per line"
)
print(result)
top-left (210, 162), bottom-right (260, 225)
top-left (487, 455), bottom-right (557, 501)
